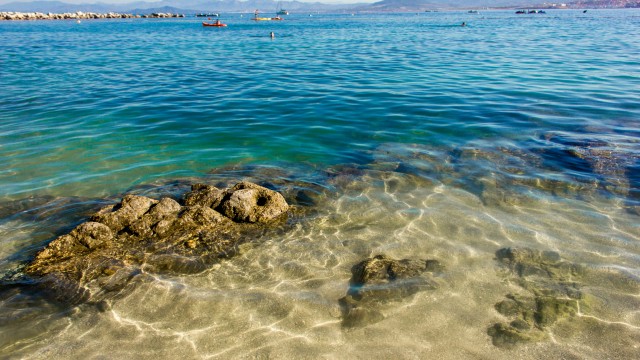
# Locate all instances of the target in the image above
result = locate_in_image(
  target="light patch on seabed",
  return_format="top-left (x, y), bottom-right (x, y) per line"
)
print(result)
top-left (7, 176), bottom-right (639, 359)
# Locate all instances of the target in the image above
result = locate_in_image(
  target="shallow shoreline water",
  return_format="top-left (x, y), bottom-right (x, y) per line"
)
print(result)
top-left (1, 9), bottom-right (639, 359)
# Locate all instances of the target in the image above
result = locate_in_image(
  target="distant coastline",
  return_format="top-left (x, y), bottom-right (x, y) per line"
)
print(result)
top-left (1, 11), bottom-right (184, 20)
top-left (1, 0), bottom-right (639, 17)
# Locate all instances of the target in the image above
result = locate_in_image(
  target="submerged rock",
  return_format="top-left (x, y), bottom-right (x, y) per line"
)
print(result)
top-left (489, 246), bottom-right (640, 348)
top-left (23, 181), bottom-right (290, 304)
top-left (496, 247), bottom-right (582, 279)
top-left (535, 132), bottom-right (640, 197)
top-left (339, 255), bottom-right (442, 328)
top-left (488, 247), bottom-right (586, 348)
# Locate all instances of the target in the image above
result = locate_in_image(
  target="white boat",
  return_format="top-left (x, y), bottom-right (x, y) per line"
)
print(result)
top-left (276, 2), bottom-right (289, 15)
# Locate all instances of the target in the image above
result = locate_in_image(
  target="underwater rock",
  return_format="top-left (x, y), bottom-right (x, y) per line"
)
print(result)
top-left (498, 247), bottom-right (585, 287)
top-left (487, 320), bottom-right (546, 348)
top-left (371, 143), bottom-right (454, 180)
top-left (488, 247), bottom-right (585, 348)
top-left (339, 255), bottom-right (442, 328)
top-left (627, 159), bottom-right (640, 200)
top-left (0, 196), bottom-right (56, 220)
top-left (536, 132), bottom-right (640, 196)
top-left (23, 181), bottom-right (290, 304)
top-left (490, 246), bottom-right (640, 349)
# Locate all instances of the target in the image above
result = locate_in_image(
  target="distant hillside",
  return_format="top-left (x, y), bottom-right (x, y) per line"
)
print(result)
top-left (0, 0), bottom-right (358, 13)
top-left (127, 6), bottom-right (201, 15)
top-left (0, 1), bottom-right (113, 12)
top-left (1, 0), bottom-right (638, 14)
top-left (360, 0), bottom-right (442, 12)
top-left (570, 0), bottom-right (640, 7)
top-left (360, 0), bottom-right (547, 11)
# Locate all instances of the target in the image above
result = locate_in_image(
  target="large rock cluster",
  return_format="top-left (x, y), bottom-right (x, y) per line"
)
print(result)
top-left (24, 181), bottom-right (288, 304)
top-left (0, 12), bottom-right (184, 21)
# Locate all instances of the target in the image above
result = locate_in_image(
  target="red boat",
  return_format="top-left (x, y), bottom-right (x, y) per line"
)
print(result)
top-left (202, 21), bottom-right (227, 27)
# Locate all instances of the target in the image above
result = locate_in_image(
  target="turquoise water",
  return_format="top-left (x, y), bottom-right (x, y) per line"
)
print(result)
top-left (2, 10), bottom-right (638, 199)
top-left (1, 10), bottom-right (640, 359)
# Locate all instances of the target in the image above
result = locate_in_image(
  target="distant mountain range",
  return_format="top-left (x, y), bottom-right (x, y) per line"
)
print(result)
top-left (1, 0), bottom-right (638, 13)
top-left (360, 0), bottom-right (547, 11)
top-left (0, 1), bottom-right (356, 13)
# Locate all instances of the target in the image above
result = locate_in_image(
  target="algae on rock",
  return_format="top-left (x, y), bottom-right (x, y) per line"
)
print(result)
top-left (24, 181), bottom-right (290, 305)
top-left (339, 254), bottom-right (443, 328)
top-left (488, 247), bottom-right (588, 348)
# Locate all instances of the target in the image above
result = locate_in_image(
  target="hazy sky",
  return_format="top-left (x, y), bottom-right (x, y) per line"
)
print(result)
top-left (0, 0), bottom-right (375, 4)
top-left (0, 0), bottom-right (152, 3)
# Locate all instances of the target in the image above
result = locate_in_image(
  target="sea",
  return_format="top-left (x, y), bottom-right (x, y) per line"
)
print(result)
top-left (0, 9), bottom-right (639, 359)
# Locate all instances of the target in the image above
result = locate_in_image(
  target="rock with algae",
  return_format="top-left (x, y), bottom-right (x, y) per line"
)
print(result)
top-left (488, 247), bottom-right (588, 348)
top-left (23, 181), bottom-right (289, 305)
top-left (339, 254), bottom-right (443, 328)
top-left (537, 132), bottom-right (640, 197)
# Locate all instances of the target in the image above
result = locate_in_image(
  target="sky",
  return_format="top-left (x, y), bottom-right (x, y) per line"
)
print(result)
top-left (0, 0), bottom-right (378, 4)
top-left (0, 0), bottom-right (159, 3)
top-left (0, 0), bottom-right (136, 3)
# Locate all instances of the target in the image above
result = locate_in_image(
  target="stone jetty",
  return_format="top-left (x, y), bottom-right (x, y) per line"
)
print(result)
top-left (1, 11), bottom-right (184, 21)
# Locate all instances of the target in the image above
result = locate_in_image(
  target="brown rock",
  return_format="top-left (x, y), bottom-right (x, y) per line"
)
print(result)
top-left (219, 182), bottom-right (289, 223)
top-left (184, 183), bottom-right (224, 208)
top-left (23, 181), bottom-right (290, 305)
top-left (339, 255), bottom-right (441, 328)
top-left (90, 194), bottom-right (158, 232)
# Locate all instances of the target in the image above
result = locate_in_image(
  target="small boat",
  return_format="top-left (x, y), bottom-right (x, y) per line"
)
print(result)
top-left (276, 2), bottom-right (289, 15)
top-left (196, 13), bottom-right (219, 17)
top-left (252, 16), bottom-right (283, 21)
top-left (468, 10), bottom-right (479, 14)
top-left (252, 9), bottom-right (283, 21)
top-left (515, 9), bottom-right (526, 14)
top-left (202, 21), bottom-right (227, 27)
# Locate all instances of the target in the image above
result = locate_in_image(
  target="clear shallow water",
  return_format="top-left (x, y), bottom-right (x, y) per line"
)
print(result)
top-left (1, 10), bottom-right (638, 199)
top-left (1, 9), bottom-right (639, 359)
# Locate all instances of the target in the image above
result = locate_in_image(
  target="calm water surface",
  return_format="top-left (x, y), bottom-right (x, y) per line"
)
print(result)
top-left (0, 10), bottom-right (639, 359)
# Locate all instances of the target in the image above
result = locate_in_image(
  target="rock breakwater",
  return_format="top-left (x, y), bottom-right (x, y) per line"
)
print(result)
top-left (1, 11), bottom-right (184, 21)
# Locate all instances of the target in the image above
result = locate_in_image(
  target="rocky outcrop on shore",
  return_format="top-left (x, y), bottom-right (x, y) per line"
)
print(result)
top-left (0, 11), bottom-right (184, 21)
top-left (23, 181), bottom-right (289, 305)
